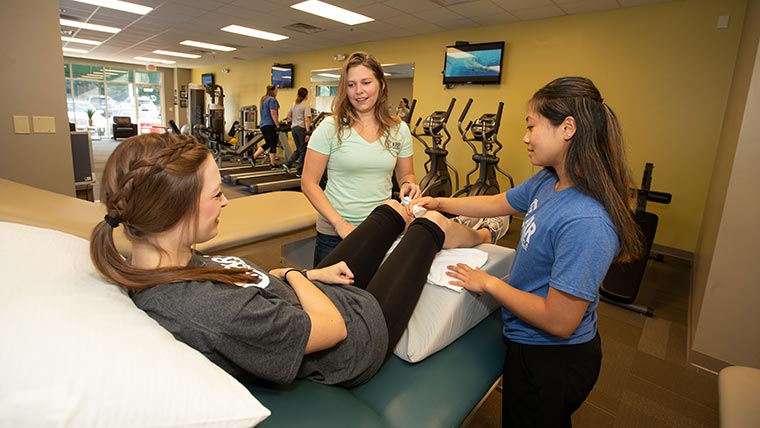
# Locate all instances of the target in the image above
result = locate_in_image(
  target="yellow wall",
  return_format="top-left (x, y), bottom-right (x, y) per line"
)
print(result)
top-left (193, 0), bottom-right (746, 253)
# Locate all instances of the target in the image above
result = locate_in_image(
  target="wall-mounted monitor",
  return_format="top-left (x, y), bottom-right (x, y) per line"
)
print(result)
top-left (272, 63), bottom-right (294, 88)
top-left (201, 73), bottom-right (215, 86)
top-left (442, 41), bottom-right (504, 85)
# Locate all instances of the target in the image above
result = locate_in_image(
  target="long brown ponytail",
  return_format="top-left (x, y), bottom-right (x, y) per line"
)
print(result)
top-left (529, 76), bottom-right (643, 262)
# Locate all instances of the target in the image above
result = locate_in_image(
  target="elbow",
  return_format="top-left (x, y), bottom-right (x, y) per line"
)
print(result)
top-left (546, 321), bottom-right (579, 339)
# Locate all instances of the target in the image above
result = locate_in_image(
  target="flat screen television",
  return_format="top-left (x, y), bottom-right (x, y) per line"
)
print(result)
top-left (201, 73), bottom-right (214, 86)
top-left (442, 41), bottom-right (504, 85)
top-left (272, 63), bottom-right (294, 88)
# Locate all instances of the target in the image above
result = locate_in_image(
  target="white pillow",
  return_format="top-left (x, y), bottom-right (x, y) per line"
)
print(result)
top-left (394, 243), bottom-right (515, 363)
top-left (0, 222), bottom-right (270, 428)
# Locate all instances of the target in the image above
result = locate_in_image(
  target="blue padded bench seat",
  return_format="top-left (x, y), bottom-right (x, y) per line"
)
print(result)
top-left (246, 310), bottom-right (505, 428)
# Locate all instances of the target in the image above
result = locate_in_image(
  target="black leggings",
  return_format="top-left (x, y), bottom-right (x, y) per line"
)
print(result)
top-left (260, 125), bottom-right (278, 153)
top-left (317, 204), bottom-right (444, 357)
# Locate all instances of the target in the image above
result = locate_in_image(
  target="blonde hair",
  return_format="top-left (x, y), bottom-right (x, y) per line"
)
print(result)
top-left (331, 51), bottom-right (399, 149)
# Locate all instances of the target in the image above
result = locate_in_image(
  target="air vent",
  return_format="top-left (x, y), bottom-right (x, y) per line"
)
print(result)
top-left (233, 57), bottom-right (247, 61)
top-left (61, 29), bottom-right (75, 36)
top-left (60, 14), bottom-right (81, 21)
top-left (284, 22), bottom-right (324, 34)
top-left (430, 0), bottom-right (478, 5)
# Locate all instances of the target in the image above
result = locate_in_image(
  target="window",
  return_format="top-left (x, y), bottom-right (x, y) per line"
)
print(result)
top-left (64, 62), bottom-right (164, 137)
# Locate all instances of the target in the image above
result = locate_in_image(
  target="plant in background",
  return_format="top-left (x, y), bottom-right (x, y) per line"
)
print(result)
top-left (86, 108), bottom-right (96, 126)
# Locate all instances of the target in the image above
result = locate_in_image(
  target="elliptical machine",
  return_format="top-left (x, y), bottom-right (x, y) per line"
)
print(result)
top-left (411, 98), bottom-right (460, 197)
top-left (453, 98), bottom-right (514, 197)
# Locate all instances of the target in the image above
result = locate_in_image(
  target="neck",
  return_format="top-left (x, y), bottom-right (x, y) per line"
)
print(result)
top-left (553, 164), bottom-right (573, 191)
top-left (130, 228), bottom-right (193, 269)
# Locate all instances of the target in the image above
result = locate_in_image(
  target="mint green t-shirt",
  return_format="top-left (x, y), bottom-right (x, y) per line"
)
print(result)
top-left (308, 116), bottom-right (413, 226)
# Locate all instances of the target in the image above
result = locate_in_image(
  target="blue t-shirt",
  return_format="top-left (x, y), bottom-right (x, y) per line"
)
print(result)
top-left (260, 96), bottom-right (279, 127)
top-left (504, 168), bottom-right (620, 345)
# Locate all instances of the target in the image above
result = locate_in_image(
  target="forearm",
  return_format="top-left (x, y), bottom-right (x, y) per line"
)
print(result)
top-left (301, 180), bottom-right (345, 228)
top-left (483, 278), bottom-right (584, 338)
top-left (282, 270), bottom-right (347, 352)
top-left (436, 193), bottom-right (510, 217)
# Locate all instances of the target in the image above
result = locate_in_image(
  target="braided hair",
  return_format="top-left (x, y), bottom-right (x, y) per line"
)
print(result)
top-left (90, 133), bottom-right (256, 291)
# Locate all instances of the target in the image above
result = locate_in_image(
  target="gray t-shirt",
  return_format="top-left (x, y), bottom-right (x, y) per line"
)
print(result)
top-left (289, 101), bottom-right (310, 129)
top-left (132, 253), bottom-right (387, 387)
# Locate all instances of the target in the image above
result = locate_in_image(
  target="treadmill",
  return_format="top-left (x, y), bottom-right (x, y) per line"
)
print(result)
top-left (237, 171), bottom-right (301, 194)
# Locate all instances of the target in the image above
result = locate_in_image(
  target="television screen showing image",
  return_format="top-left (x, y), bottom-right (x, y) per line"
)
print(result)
top-left (272, 63), bottom-right (294, 88)
top-left (443, 41), bottom-right (504, 85)
top-left (201, 73), bottom-right (214, 86)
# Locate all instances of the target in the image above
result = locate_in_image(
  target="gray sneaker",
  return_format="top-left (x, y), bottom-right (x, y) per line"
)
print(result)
top-left (452, 215), bottom-right (481, 228)
top-left (474, 216), bottom-right (510, 244)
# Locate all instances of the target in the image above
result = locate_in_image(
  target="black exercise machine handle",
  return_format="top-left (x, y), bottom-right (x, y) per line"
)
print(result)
top-left (494, 102), bottom-right (504, 134)
top-left (457, 98), bottom-right (474, 138)
top-left (443, 98), bottom-right (456, 122)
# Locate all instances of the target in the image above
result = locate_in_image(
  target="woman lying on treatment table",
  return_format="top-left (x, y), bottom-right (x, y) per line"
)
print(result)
top-left (89, 133), bottom-right (489, 387)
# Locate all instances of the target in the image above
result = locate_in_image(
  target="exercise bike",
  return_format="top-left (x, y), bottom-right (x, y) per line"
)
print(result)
top-left (453, 98), bottom-right (514, 197)
top-left (410, 98), bottom-right (460, 198)
top-left (600, 162), bottom-right (672, 317)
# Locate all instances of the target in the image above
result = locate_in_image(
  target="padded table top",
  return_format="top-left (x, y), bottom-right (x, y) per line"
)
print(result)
top-left (0, 178), bottom-right (316, 255)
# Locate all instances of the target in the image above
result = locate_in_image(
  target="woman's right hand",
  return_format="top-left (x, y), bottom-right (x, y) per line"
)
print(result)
top-left (407, 196), bottom-right (439, 216)
top-left (311, 261), bottom-right (355, 285)
top-left (335, 220), bottom-right (356, 239)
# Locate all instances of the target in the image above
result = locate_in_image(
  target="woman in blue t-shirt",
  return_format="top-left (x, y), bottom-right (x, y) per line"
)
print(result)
top-left (252, 84), bottom-right (280, 168)
top-left (411, 76), bottom-right (643, 427)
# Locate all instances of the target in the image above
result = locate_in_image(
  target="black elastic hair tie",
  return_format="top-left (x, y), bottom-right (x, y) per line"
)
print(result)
top-left (104, 214), bottom-right (120, 228)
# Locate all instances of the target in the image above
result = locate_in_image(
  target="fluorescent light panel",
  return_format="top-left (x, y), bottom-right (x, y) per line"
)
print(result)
top-left (60, 18), bottom-right (121, 34)
top-left (180, 40), bottom-right (236, 52)
top-left (63, 47), bottom-right (89, 53)
top-left (73, 0), bottom-right (152, 15)
top-left (134, 56), bottom-right (176, 64)
top-left (153, 50), bottom-right (201, 59)
top-left (62, 36), bottom-right (102, 46)
top-left (317, 73), bottom-right (340, 78)
top-left (221, 25), bottom-right (288, 41)
top-left (291, 0), bottom-right (373, 25)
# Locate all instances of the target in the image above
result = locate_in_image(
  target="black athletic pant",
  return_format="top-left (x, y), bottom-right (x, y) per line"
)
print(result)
top-left (502, 332), bottom-right (602, 428)
top-left (260, 124), bottom-right (278, 154)
top-left (316, 204), bottom-right (444, 358)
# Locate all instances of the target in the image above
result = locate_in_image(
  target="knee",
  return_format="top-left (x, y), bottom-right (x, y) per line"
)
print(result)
top-left (382, 199), bottom-right (406, 217)
top-left (420, 210), bottom-right (449, 231)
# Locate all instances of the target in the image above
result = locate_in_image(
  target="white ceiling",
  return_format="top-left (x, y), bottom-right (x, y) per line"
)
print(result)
top-left (60, 0), bottom-right (672, 69)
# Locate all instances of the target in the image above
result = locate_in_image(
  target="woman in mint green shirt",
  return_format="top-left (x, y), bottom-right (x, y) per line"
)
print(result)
top-left (302, 52), bottom-right (422, 266)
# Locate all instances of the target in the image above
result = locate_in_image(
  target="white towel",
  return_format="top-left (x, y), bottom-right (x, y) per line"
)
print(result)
top-left (385, 238), bottom-right (489, 292)
top-left (427, 248), bottom-right (488, 292)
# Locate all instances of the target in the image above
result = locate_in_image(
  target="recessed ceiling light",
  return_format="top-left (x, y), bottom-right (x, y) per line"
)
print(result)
top-left (63, 47), bottom-right (90, 54)
top-left (291, 0), bottom-right (374, 25)
top-left (221, 25), bottom-right (288, 41)
top-left (153, 50), bottom-right (201, 59)
top-left (134, 56), bottom-right (176, 64)
top-left (180, 40), bottom-right (236, 52)
top-left (73, 0), bottom-right (152, 15)
top-left (60, 18), bottom-right (121, 34)
top-left (61, 36), bottom-right (102, 46)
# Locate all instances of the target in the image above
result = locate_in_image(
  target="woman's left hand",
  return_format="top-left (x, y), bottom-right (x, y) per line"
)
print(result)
top-left (399, 181), bottom-right (421, 200)
top-left (311, 261), bottom-right (355, 285)
top-left (446, 263), bottom-right (493, 294)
